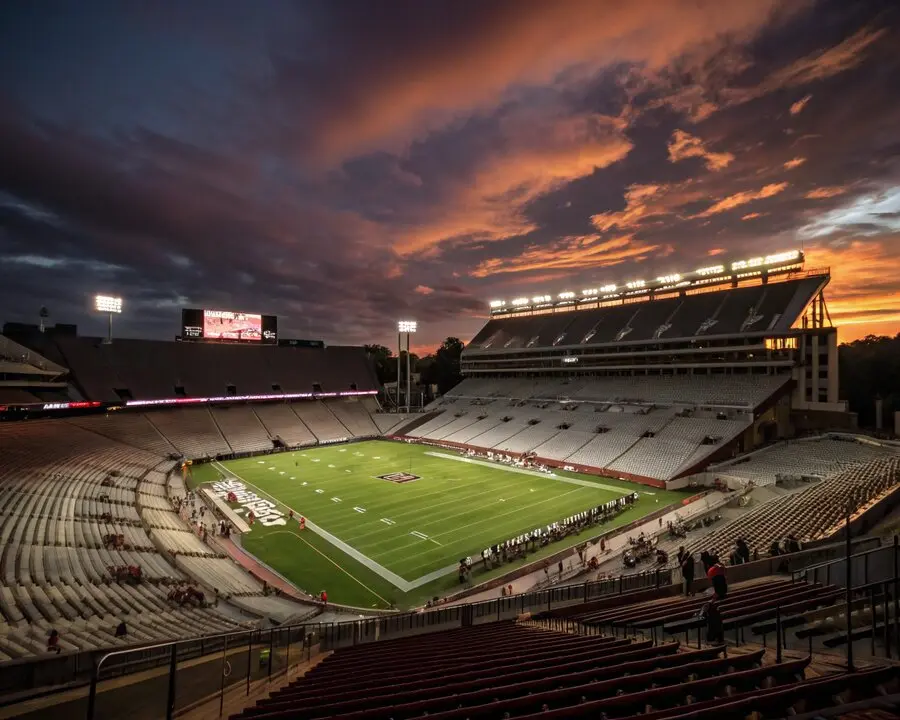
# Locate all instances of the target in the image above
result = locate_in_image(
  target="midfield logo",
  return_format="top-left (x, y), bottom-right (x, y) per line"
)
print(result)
top-left (378, 472), bottom-right (420, 484)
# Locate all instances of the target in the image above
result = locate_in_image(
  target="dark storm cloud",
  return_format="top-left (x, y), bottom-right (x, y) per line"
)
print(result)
top-left (1, 0), bottom-right (899, 349)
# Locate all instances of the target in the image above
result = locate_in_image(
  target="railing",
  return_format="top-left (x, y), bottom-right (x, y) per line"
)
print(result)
top-left (4, 537), bottom-right (886, 718)
top-left (0, 568), bottom-right (668, 719)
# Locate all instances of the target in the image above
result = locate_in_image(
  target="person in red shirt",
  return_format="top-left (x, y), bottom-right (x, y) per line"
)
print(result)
top-left (707, 561), bottom-right (727, 599)
top-left (320, 590), bottom-right (327, 606)
top-left (299, 516), bottom-right (306, 530)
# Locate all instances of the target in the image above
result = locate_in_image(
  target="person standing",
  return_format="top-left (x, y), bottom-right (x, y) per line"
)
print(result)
top-left (707, 560), bottom-right (727, 599)
top-left (681, 551), bottom-right (695, 596)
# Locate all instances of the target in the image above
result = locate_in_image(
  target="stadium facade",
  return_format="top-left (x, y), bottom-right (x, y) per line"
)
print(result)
top-left (395, 250), bottom-right (849, 487)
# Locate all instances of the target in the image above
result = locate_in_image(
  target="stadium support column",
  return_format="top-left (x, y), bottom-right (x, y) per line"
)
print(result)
top-left (397, 331), bottom-right (402, 413)
top-left (398, 321), bottom-right (417, 413)
top-left (406, 333), bottom-right (411, 414)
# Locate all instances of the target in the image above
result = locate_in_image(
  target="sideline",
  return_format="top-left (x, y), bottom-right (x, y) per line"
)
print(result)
top-left (423, 451), bottom-right (630, 494)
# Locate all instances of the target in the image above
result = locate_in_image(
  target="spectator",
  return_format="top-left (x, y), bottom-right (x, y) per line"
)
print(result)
top-left (676, 545), bottom-right (687, 567)
top-left (736, 538), bottom-right (750, 564)
top-left (769, 540), bottom-right (782, 557)
top-left (707, 560), bottom-right (727, 599)
top-left (681, 552), bottom-right (695, 596)
top-left (47, 629), bottom-right (61, 654)
top-left (320, 590), bottom-right (327, 606)
top-left (115, 621), bottom-right (127, 638)
top-left (785, 534), bottom-right (801, 554)
top-left (700, 551), bottom-right (714, 574)
top-left (702, 598), bottom-right (724, 643)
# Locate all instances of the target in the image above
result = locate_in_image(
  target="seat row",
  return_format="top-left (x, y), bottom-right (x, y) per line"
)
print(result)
top-left (234, 616), bottom-right (898, 720)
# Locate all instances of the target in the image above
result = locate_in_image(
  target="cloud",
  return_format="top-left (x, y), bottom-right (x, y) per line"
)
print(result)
top-left (414, 285), bottom-right (434, 295)
top-left (470, 234), bottom-right (662, 278)
top-left (667, 130), bottom-right (734, 171)
top-left (722, 27), bottom-right (888, 107)
top-left (390, 108), bottom-right (633, 257)
top-left (783, 157), bottom-right (806, 170)
top-left (741, 212), bottom-right (763, 220)
top-left (590, 183), bottom-right (707, 233)
top-left (806, 186), bottom-right (848, 200)
top-left (266, 0), bottom-right (785, 162)
top-left (693, 182), bottom-right (789, 218)
top-left (790, 94), bottom-right (813, 115)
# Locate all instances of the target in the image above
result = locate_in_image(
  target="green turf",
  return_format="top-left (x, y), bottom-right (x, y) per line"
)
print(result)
top-left (196, 440), bottom-right (686, 610)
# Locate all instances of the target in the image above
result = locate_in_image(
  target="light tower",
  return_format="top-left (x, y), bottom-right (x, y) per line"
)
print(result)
top-left (94, 295), bottom-right (122, 344)
top-left (398, 320), bottom-right (417, 413)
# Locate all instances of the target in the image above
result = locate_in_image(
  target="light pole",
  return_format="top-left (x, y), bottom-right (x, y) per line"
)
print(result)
top-left (94, 295), bottom-right (123, 344)
top-left (398, 321), bottom-right (417, 413)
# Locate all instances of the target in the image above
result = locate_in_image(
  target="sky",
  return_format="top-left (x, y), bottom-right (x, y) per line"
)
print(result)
top-left (1, 0), bottom-right (899, 354)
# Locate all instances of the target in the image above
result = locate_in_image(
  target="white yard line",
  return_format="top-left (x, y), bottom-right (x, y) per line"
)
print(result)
top-left (267, 529), bottom-right (392, 607)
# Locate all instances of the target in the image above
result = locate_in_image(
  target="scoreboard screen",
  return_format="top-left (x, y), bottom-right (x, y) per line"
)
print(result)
top-left (181, 309), bottom-right (277, 343)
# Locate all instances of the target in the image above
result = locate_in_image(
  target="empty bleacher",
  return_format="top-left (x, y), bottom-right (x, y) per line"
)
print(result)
top-left (234, 599), bottom-right (898, 720)
top-left (712, 435), bottom-right (897, 486)
top-left (51, 337), bottom-right (379, 402)
top-left (0, 418), bottom-right (319, 660)
top-left (468, 276), bottom-right (822, 352)
top-left (325, 398), bottom-right (379, 437)
top-left (253, 403), bottom-right (318, 447)
top-left (147, 407), bottom-right (233, 458)
top-left (442, 373), bottom-right (789, 409)
top-left (688, 456), bottom-right (900, 556)
top-left (210, 406), bottom-right (274, 454)
top-left (291, 401), bottom-right (350, 442)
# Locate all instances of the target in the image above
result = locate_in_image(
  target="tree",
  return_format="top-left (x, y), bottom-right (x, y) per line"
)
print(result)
top-left (421, 337), bottom-right (464, 395)
top-left (364, 344), bottom-right (395, 385)
top-left (838, 333), bottom-right (900, 429)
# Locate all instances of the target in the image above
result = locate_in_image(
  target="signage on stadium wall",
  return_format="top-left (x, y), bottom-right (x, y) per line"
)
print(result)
top-left (210, 478), bottom-right (287, 526)
top-left (41, 401), bottom-right (104, 411)
top-left (125, 389), bottom-right (376, 408)
top-left (3, 390), bottom-right (375, 412)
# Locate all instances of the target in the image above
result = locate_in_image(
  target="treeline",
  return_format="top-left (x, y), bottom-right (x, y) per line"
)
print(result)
top-left (839, 334), bottom-right (900, 429)
top-left (365, 337), bottom-right (463, 398)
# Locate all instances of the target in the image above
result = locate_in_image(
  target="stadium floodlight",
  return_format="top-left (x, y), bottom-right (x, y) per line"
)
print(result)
top-left (94, 295), bottom-right (122, 314)
top-left (581, 288), bottom-right (598, 296)
top-left (397, 320), bottom-right (417, 414)
top-left (765, 250), bottom-right (801, 265)
top-left (696, 265), bottom-right (725, 276)
top-left (489, 300), bottom-right (506, 308)
top-left (94, 294), bottom-right (122, 344)
top-left (626, 280), bottom-right (646, 290)
top-left (600, 284), bottom-right (617, 294)
top-left (511, 297), bottom-right (530, 306)
top-left (558, 291), bottom-right (576, 300)
top-left (657, 274), bottom-right (681, 284)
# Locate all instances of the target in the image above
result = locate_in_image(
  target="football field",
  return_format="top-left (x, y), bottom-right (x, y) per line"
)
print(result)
top-left (194, 440), bottom-right (684, 609)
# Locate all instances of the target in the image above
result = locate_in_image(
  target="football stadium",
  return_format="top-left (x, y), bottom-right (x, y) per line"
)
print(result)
top-left (2, 251), bottom-right (900, 719)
